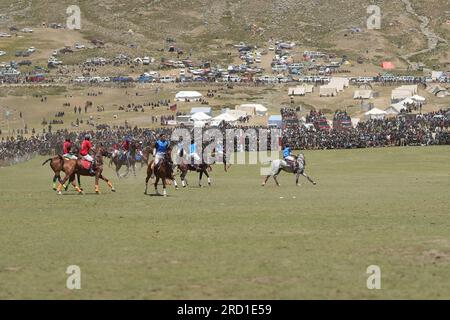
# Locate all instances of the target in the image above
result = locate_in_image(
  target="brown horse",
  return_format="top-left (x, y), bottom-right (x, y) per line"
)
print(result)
top-left (110, 142), bottom-right (138, 178)
top-left (56, 145), bottom-right (115, 195)
top-left (42, 155), bottom-right (81, 191)
top-left (177, 161), bottom-right (212, 187)
top-left (144, 149), bottom-right (178, 197)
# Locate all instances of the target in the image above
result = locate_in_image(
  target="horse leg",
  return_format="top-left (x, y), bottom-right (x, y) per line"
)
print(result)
top-left (95, 172), bottom-right (100, 194)
top-left (273, 169), bottom-right (282, 186)
top-left (57, 172), bottom-right (71, 195)
top-left (180, 170), bottom-right (187, 187)
top-left (204, 170), bottom-right (211, 186)
top-left (262, 175), bottom-right (271, 186)
top-left (154, 176), bottom-right (160, 195)
top-left (77, 173), bottom-right (83, 191)
top-left (173, 177), bottom-right (178, 190)
top-left (144, 174), bottom-right (150, 194)
top-left (199, 170), bottom-right (203, 187)
top-left (99, 174), bottom-right (116, 192)
top-left (302, 172), bottom-right (317, 185)
top-left (116, 163), bottom-right (121, 178)
top-left (52, 174), bottom-right (59, 190)
top-left (296, 172), bottom-right (300, 186)
top-left (162, 178), bottom-right (167, 197)
top-left (70, 174), bottom-right (83, 194)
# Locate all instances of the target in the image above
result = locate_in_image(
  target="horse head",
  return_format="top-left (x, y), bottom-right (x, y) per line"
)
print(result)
top-left (96, 144), bottom-right (110, 158)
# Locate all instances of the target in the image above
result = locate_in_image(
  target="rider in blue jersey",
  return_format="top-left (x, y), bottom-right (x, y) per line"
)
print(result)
top-left (283, 144), bottom-right (297, 171)
top-left (189, 140), bottom-right (201, 165)
top-left (152, 134), bottom-right (169, 172)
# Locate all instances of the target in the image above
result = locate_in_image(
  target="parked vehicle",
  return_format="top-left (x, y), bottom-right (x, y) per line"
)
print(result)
top-left (18, 60), bottom-right (32, 66)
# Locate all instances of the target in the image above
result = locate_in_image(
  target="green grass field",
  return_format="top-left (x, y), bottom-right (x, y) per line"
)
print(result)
top-left (0, 146), bottom-right (449, 299)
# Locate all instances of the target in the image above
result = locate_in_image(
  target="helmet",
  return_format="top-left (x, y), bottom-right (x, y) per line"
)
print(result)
top-left (85, 134), bottom-right (91, 140)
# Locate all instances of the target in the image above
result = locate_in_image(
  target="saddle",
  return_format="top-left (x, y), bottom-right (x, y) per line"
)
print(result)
top-left (81, 160), bottom-right (91, 170)
top-left (286, 159), bottom-right (298, 172)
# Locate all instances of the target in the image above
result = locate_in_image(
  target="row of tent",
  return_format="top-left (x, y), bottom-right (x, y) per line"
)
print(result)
top-left (365, 94), bottom-right (427, 119)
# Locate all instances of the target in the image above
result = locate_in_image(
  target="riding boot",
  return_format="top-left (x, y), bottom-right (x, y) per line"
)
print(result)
top-left (89, 161), bottom-right (96, 175)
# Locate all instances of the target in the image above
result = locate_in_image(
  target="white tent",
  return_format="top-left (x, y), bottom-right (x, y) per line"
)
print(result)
top-left (175, 91), bottom-right (203, 102)
top-left (319, 86), bottom-right (338, 97)
top-left (386, 98), bottom-right (415, 114)
top-left (365, 107), bottom-right (387, 120)
top-left (213, 113), bottom-right (238, 122)
top-left (391, 85), bottom-right (418, 101)
top-left (351, 117), bottom-right (360, 128)
top-left (238, 103), bottom-right (268, 116)
top-left (190, 112), bottom-right (211, 121)
top-left (411, 95), bottom-right (425, 102)
top-left (226, 109), bottom-right (248, 119)
top-left (288, 87), bottom-right (306, 96)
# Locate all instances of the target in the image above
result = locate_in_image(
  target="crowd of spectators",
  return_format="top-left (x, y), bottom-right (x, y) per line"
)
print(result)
top-left (1, 110), bottom-right (449, 166)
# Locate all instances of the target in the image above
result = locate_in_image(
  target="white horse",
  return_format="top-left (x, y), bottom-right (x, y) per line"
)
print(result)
top-left (262, 153), bottom-right (317, 186)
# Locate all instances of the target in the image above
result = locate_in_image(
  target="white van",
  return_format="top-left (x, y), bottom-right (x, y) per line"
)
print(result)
top-left (160, 76), bottom-right (176, 83)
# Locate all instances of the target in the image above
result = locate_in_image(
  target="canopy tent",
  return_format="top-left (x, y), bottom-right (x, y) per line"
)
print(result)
top-left (288, 87), bottom-right (306, 96)
top-left (190, 107), bottom-right (212, 116)
top-left (175, 91), bottom-right (203, 102)
top-left (386, 98), bottom-right (416, 114)
top-left (190, 112), bottom-right (211, 121)
top-left (328, 77), bottom-right (349, 92)
top-left (237, 103), bottom-right (268, 116)
top-left (236, 104), bottom-right (255, 116)
top-left (365, 107), bottom-right (387, 120)
top-left (319, 86), bottom-right (338, 97)
top-left (212, 113), bottom-right (238, 122)
top-left (351, 117), bottom-right (360, 128)
top-left (411, 95), bottom-right (426, 102)
top-left (226, 109), bottom-right (247, 119)
top-left (391, 85), bottom-right (418, 102)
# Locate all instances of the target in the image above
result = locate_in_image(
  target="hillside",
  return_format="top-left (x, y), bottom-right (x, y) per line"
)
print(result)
top-left (0, 0), bottom-right (448, 68)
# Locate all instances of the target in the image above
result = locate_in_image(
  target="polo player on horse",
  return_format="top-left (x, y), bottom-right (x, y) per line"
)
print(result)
top-left (283, 143), bottom-right (298, 172)
top-left (80, 134), bottom-right (96, 175)
top-left (151, 133), bottom-right (170, 176)
top-left (62, 138), bottom-right (78, 160)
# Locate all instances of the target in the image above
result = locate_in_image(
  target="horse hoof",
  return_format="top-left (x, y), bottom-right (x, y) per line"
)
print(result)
top-left (111, 188), bottom-right (116, 192)
top-left (57, 191), bottom-right (62, 195)
top-left (313, 182), bottom-right (317, 185)
top-left (53, 188), bottom-right (57, 191)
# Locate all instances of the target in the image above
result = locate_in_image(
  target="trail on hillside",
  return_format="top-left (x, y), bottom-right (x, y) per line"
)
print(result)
top-left (400, 0), bottom-right (447, 66)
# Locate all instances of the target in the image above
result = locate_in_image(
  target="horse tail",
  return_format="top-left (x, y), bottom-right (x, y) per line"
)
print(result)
top-left (42, 158), bottom-right (53, 166)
